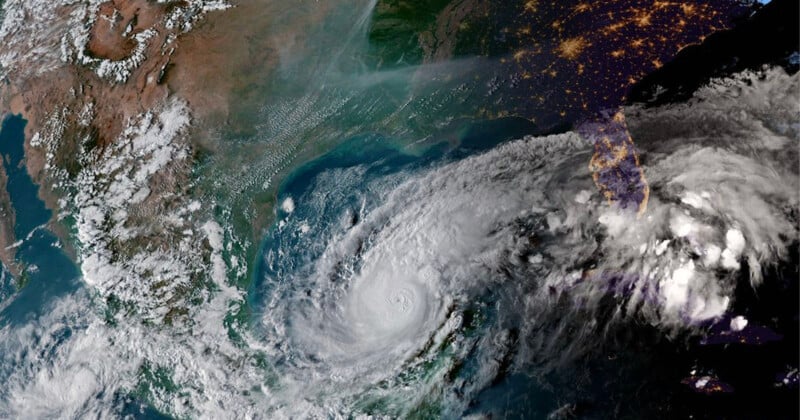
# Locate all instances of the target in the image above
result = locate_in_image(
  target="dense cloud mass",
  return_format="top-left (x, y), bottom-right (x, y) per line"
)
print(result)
top-left (0, 68), bottom-right (796, 418)
top-left (261, 67), bottom-right (799, 414)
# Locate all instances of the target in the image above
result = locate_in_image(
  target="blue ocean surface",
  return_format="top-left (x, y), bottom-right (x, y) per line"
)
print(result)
top-left (249, 118), bottom-right (549, 316)
top-left (249, 119), bottom-right (565, 417)
top-left (0, 115), bottom-right (79, 325)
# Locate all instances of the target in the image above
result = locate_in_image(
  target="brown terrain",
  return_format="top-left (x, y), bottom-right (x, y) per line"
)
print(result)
top-left (0, 167), bottom-right (17, 275)
top-left (0, 0), bottom-right (337, 278)
top-left (0, 0), bottom-right (218, 274)
top-left (166, 0), bottom-right (336, 143)
top-left (418, 0), bottom-right (488, 62)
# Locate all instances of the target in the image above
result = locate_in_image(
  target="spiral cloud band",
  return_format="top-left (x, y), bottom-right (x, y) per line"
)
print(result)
top-left (0, 68), bottom-right (795, 418)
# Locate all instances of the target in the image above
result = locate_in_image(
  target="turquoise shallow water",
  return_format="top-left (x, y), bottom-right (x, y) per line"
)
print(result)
top-left (244, 117), bottom-right (675, 417)
top-left (250, 117), bottom-right (553, 314)
top-left (0, 0), bottom-right (793, 414)
top-left (249, 118), bottom-right (569, 417)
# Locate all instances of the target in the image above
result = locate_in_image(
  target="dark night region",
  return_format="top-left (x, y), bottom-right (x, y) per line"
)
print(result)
top-left (670, 243), bottom-right (800, 419)
top-left (629, 0), bottom-right (800, 106)
top-left (371, 0), bottom-right (752, 126)
top-left (0, 0), bottom-right (796, 418)
top-left (372, 1), bottom-right (799, 418)
top-left (369, 0), bottom-right (763, 214)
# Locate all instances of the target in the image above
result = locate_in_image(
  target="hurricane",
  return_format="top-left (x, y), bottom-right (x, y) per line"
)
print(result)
top-left (250, 68), bottom-right (797, 417)
top-left (0, 0), bottom-right (797, 418)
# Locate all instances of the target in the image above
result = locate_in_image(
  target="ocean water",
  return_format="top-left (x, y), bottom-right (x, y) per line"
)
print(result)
top-left (243, 68), bottom-right (799, 418)
top-left (0, 1), bottom-right (794, 416)
top-left (247, 122), bottom-right (665, 417)
top-left (250, 126), bottom-right (566, 417)
top-left (250, 117), bottom-right (554, 311)
top-left (0, 115), bottom-right (80, 325)
top-left (0, 74), bottom-right (796, 418)
top-left (0, 115), bottom-right (167, 418)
